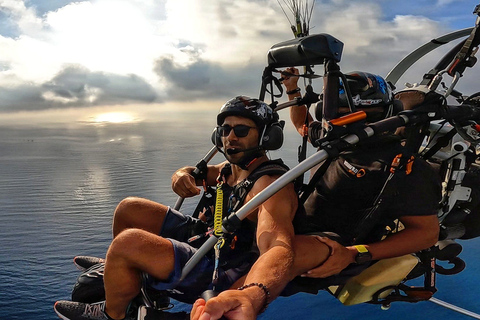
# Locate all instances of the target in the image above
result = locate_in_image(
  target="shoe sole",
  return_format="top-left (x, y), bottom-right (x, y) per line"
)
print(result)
top-left (53, 301), bottom-right (71, 320)
top-left (73, 256), bottom-right (104, 272)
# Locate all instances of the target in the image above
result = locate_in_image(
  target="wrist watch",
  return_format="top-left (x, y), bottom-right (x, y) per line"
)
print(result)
top-left (354, 245), bottom-right (372, 264)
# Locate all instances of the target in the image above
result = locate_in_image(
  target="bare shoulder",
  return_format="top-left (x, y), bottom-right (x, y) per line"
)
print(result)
top-left (249, 174), bottom-right (297, 201)
top-left (210, 160), bottom-right (228, 172)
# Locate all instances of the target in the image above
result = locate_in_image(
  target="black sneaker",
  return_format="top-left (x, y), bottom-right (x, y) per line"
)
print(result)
top-left (54, 300), bottom-right (109, 320)
top-left (72, 263), bottom-right (106, 303)
top-left (74, 256), bottom-right (105, 272)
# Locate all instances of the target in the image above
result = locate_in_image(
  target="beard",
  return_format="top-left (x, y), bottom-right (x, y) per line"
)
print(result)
top-left (224, 145), bottom-right (264, 170)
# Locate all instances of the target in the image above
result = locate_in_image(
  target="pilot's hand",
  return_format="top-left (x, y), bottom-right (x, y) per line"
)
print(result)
top-left (301, 236), bottom-right (356, 278)
top-left (281, 67), bottom-right (300, 92)
top-left (171, 167), bottom-right (201, 198)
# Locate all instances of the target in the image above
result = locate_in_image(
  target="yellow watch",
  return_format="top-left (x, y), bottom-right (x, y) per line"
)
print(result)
top-left (354, 245), bottom-right (372, 264)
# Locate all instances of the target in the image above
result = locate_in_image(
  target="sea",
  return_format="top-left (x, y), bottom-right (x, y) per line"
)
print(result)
top-left (0, 109), bottom-right (479, 320)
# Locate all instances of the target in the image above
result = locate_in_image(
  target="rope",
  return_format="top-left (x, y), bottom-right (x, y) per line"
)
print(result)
top-left (429, 297), bottom-right (480, 319)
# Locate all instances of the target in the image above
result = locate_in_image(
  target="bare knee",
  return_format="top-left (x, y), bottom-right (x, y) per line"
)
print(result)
top-left (108, 228), bottom-right (144, 259)
top-left (114, 197), bottom-right (143, 220)
top-left (112, 197), bottom-right (167, 237)
top-left (106, 228), bottom-right (174, 278)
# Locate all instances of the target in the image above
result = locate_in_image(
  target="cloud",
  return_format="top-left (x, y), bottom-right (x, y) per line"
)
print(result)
top-left (154, 1), bottom-right (457, 100)
top-left (437, 0), bottom-right (458, 6)
top-left (155, 56), bottom-right (211, 91)
top-left (0, 0), bottom-right (478, 114)
top-left (154, 53), bottom-right (264, 101)
top-left (0, 64), bottom-right (158, 111)
top-left (0, 0), bottom-right (44, 36)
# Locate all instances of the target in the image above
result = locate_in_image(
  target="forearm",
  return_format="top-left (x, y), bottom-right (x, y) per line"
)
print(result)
top-left (241, 245), bottom-right (295, 313)
top-left (282, 67), bottom-right (313, 134)
top-left (352, 225), bottom-right (438, 261)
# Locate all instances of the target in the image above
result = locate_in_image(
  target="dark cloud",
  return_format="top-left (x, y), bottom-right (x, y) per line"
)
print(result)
top-left (153, 38), bottom-right (267, 101)
top-left (0, 84), bottom-right (46, 111)
top-left (154, 53), bottom-right (264, 102)
top-left (154, 56), bottom-right (211, 91)
top-left (0, 64), bottom-right (159, 112)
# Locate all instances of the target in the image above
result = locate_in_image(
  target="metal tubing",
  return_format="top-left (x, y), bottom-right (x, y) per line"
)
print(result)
top-left (180, 234), bottom-right (219, 281)
top-left (173, 146), bottom-right (218, 210)
top-left (386, 28), bottom-right (473, 86)
top-left (274, 99), bottom-right (304, 112)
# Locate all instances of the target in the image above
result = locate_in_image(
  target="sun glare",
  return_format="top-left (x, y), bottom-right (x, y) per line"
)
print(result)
top-left (93, 112), bottom-right (135, 123)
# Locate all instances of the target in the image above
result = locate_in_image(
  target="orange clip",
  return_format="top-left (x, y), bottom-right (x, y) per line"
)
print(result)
top-left (390, 154), bottom-right (402, 174)
top-left (405, 156), bottom-right (414, 175)
top-left (390, 153), bottom-right (414, 175)
top-left (301, 124), bottom-right (309, 137)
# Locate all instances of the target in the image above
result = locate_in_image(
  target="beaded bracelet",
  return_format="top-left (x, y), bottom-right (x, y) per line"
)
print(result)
top-left (238, 283), bottom-right (270, 313)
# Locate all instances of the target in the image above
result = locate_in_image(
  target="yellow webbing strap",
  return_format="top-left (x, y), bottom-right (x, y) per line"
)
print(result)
top-left (214, 182), bottom-right (224, 237)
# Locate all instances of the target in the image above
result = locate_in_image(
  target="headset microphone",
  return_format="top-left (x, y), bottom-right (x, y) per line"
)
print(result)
top-left (226, 146), bottom-right (262, 155)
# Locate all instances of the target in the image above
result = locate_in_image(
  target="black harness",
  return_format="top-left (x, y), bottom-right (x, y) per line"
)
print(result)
top-left (192, 160), bottom-right (289, 220)
top-left (226, 160), bottom-right (290, 212)
top-left (191, 160), bottom-right (290, 270)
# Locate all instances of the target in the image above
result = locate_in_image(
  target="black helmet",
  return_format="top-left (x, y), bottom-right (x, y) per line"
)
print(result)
top-left (315, 71), bottom-right (398, 122)
top-left (217, 96), bottom-right (278, 128)
top-left (213, 95), bottom-right (284, 152)
top-left (340, 71), bottom-right (393, 109)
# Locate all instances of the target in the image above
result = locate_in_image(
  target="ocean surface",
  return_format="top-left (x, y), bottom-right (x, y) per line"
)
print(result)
top-left (0, 109), bottom-right (479, 320)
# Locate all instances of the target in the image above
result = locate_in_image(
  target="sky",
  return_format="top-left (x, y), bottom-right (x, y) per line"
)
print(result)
top-left (0, 0), bottom-right (479, 125)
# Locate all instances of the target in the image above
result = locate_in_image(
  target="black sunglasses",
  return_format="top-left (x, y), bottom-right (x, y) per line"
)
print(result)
top-left (217, 124), bottom-right (256, 137)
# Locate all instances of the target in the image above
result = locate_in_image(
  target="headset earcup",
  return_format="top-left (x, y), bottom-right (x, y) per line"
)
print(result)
top-left (262, 121), bottom-right (284, 151)
top-left (314, 101), bottom-right (323, 121)
top-left (211, 128), bottom-right (223, 148)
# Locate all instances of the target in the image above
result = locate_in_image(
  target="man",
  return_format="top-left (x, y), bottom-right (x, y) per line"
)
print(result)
top-left (54, 96), bottom-right (299, 320)
top-left (279, 67), bottom-right (441, 289)
top-left (186, 68), bottom-right (442, 317)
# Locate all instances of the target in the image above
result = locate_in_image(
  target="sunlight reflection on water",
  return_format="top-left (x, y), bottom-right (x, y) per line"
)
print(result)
top-left (0, 112), bottom-right (479, 320)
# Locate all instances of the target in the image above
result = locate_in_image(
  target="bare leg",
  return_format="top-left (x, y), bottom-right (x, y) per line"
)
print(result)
top-left (112, 197), bottom-right (169, 238)
top-left (292, 235), bottom-right (331, 275)
top-left (103, 228), bottom-right (175, 319)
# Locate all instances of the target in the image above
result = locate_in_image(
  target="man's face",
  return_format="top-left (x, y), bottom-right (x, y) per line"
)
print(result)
top-left (220, 116), bottom-right (259, 163)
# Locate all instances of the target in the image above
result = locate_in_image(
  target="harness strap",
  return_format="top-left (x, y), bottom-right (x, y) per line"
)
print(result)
top-left (353, 153), bottom-right (415, 244)
top-left (299, 158), bottom-right (333, 205)
top-left (231, 160), bottom-right (290, 212)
